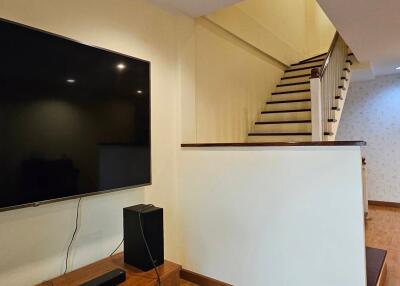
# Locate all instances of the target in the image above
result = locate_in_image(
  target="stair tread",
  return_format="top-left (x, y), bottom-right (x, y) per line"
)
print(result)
top-left (272, 89), bottom-right (310, 95)
top-left (281, 74), bottom-right (311, 80)
top-left (286, 65), bottom-right (322, 73)
top-left (255, 120), bottom-right (311, 125)
top-left (299, 53), bottom-right (327, 63)
top-left (267, 99), bottom-right (311, 104)
top-left (262, 109), bottom-right (311, 114)
top-left (291, 59), bottom-right (324, 66)
top-left (277, 81), bottom-right (309, 87)
top-left (249, 132), bottom-right (312, 136)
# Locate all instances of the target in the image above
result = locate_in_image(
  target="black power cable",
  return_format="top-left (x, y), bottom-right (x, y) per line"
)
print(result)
top-left (139, 205), bottom-right (161, 286)
top-left (64, 197), bottom-right (82, 274)
top-left (109, 238), bottom-right (124, 257)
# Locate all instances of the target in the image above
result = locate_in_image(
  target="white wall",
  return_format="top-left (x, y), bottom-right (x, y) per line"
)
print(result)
top-left (0, 0), bottom-right (194, 284)
top-left (337, 74), bottom-right (400, 203)
top-left (179, 146), bottom-right (366, 286)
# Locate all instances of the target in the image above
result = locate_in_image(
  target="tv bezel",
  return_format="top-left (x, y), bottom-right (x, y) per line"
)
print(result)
top-left (0, 18), bottom-right (152, 213)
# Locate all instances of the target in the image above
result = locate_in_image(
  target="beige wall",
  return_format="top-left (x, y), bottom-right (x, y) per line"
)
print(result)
top-left (194, 18), bottom-right (284, 143)
top-left (0, 0), bottom-right (193, 284)
top-left (207, 0), bottom-right (335, 65)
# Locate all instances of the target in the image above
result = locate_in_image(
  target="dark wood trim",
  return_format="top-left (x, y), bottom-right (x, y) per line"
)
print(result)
top-left (180, 269), bottom-right (232, 286)
top-left (281, 74), bottom-right (311, 80)
top-left (249, 132), bottom-right (311, 136)
top-left (291, 59), bottom-right (324, 66)
top-left (277, 81), bottom-right (309, 87)
top-left (271, 89), bottom-right (310, 95)
top-left (261, 108), bottom-right (311, 114)
top-left (255, 120), bottom-right (311, 125)
top-left (310, 68), bottom-right (320, 79)
top-left (285, 65), bottom-right (322, 73)
top-left (299, 52), bottom-right (327, 63)
top-left (267, 99), bottom-right (310, 104)
top-left (366, 247), bottom-right (387, 286)
top-left (369, 200), bottom-right (400, 208)
top-left (181, 141), bottom-right (367, 147)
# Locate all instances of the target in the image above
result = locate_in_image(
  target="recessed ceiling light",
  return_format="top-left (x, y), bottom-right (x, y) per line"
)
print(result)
top-left (66, 79), bottom-right (76, 83)
top-left (396, 67), bottom-right (400, 70)
top-left (117, 63), bottom-right (126, 70)
top-left (137, 90), bottom-right (143, 94)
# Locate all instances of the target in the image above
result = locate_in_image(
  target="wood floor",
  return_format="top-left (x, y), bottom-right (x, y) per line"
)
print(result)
top-left (366, 205), bottom-right (400, 286)
top-left (180, 279), bottom-right (199, 286)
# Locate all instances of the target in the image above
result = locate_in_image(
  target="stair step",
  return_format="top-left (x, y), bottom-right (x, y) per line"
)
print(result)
top-left (267, 99), bottom-right (311, 104)
top-left (254, 121), bottom-right (311, 133)
top-left (272, 89), bottom-right (310, 95)
top-left (261, 108), bottom-right (311, 114)
top-left (275, 82), bottom-right (310, 93)
top-left (247, 135), bottom-right (311, 143)
top-left (249, 132), bottom-right (311, 136)
top-left (299, 52), bottom-right (327, 63)
top-left (285, 65), bottom-right (321, 73)
top-left (291, 59), bottom-right (324, 66)
top-left (271, 92), bottom-right (310, 101)
top-left (281, 74), bottom-right (311, 80)
top-left (260, 110), bottom-right (311, 121)
top-left (264, 101), bottom-right (310, 112)
top-left (255, 120), bottom-right (311, 124)
top-left (277, 81), bottom-right (309, 87)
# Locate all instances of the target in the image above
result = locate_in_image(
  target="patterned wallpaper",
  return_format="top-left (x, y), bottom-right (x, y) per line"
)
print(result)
top-left (337, 74), bottom-right (400, 203)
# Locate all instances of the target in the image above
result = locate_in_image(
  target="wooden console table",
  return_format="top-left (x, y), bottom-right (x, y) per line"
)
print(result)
top-left (37, 252), bottom-right (181, 286)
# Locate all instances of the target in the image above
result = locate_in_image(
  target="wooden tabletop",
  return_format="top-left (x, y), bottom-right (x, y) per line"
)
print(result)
top-left (37, 253), bottom-right (181, 286)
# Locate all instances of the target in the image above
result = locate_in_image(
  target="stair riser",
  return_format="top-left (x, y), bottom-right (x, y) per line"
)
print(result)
top-left (284, 67), bottom-right (318, 77)
top-left (280, 75), bottom-right (310, 84)
top-left (248, 135), bottom-right (311, 143)
top-left (253, 123), bottom-right (311, 133)
top-left (271, 92), bottom-right (310, 101)
top-left (275, 83), bottom-right (310, 92)
top-left (264, 101), bottom-right (311, 111)
top-left (260, 111), bottom-right (311, 121)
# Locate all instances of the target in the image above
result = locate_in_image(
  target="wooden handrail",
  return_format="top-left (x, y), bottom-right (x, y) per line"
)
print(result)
top-left (319, 31), bottom-right (340, 78)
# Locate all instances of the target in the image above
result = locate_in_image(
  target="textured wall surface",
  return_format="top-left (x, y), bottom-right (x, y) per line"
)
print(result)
top-left (337, 74), bottom-right (400, 203)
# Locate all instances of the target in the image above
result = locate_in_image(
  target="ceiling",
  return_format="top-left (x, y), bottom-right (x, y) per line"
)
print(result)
top-left (149, 0), bottom-right (242, 17)
top-left (318, 0), bottom-right (400, 80)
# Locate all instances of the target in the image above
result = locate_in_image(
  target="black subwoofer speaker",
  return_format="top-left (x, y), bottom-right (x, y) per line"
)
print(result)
top-left (123, 204), bottom-right (164, 271)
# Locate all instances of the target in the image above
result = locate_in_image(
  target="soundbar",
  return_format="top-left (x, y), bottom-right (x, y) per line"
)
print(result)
top-left (79, 269), bottom-right (126, 286)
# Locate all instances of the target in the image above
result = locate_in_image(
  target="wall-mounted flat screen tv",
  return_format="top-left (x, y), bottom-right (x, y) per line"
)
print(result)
top-left (0, 19), bottom-right (151, 212)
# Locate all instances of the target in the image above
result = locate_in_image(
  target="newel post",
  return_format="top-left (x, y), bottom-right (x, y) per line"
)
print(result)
top-left (310, 68), bottom-right (322, 141)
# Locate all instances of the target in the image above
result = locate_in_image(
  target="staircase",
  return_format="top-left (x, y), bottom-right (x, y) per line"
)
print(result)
top-left (248, 33), bottom-right (353, 142)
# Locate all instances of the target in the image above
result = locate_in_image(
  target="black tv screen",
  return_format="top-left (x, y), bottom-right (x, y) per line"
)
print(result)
top-left (0, 19), bottom-right (151, 211)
